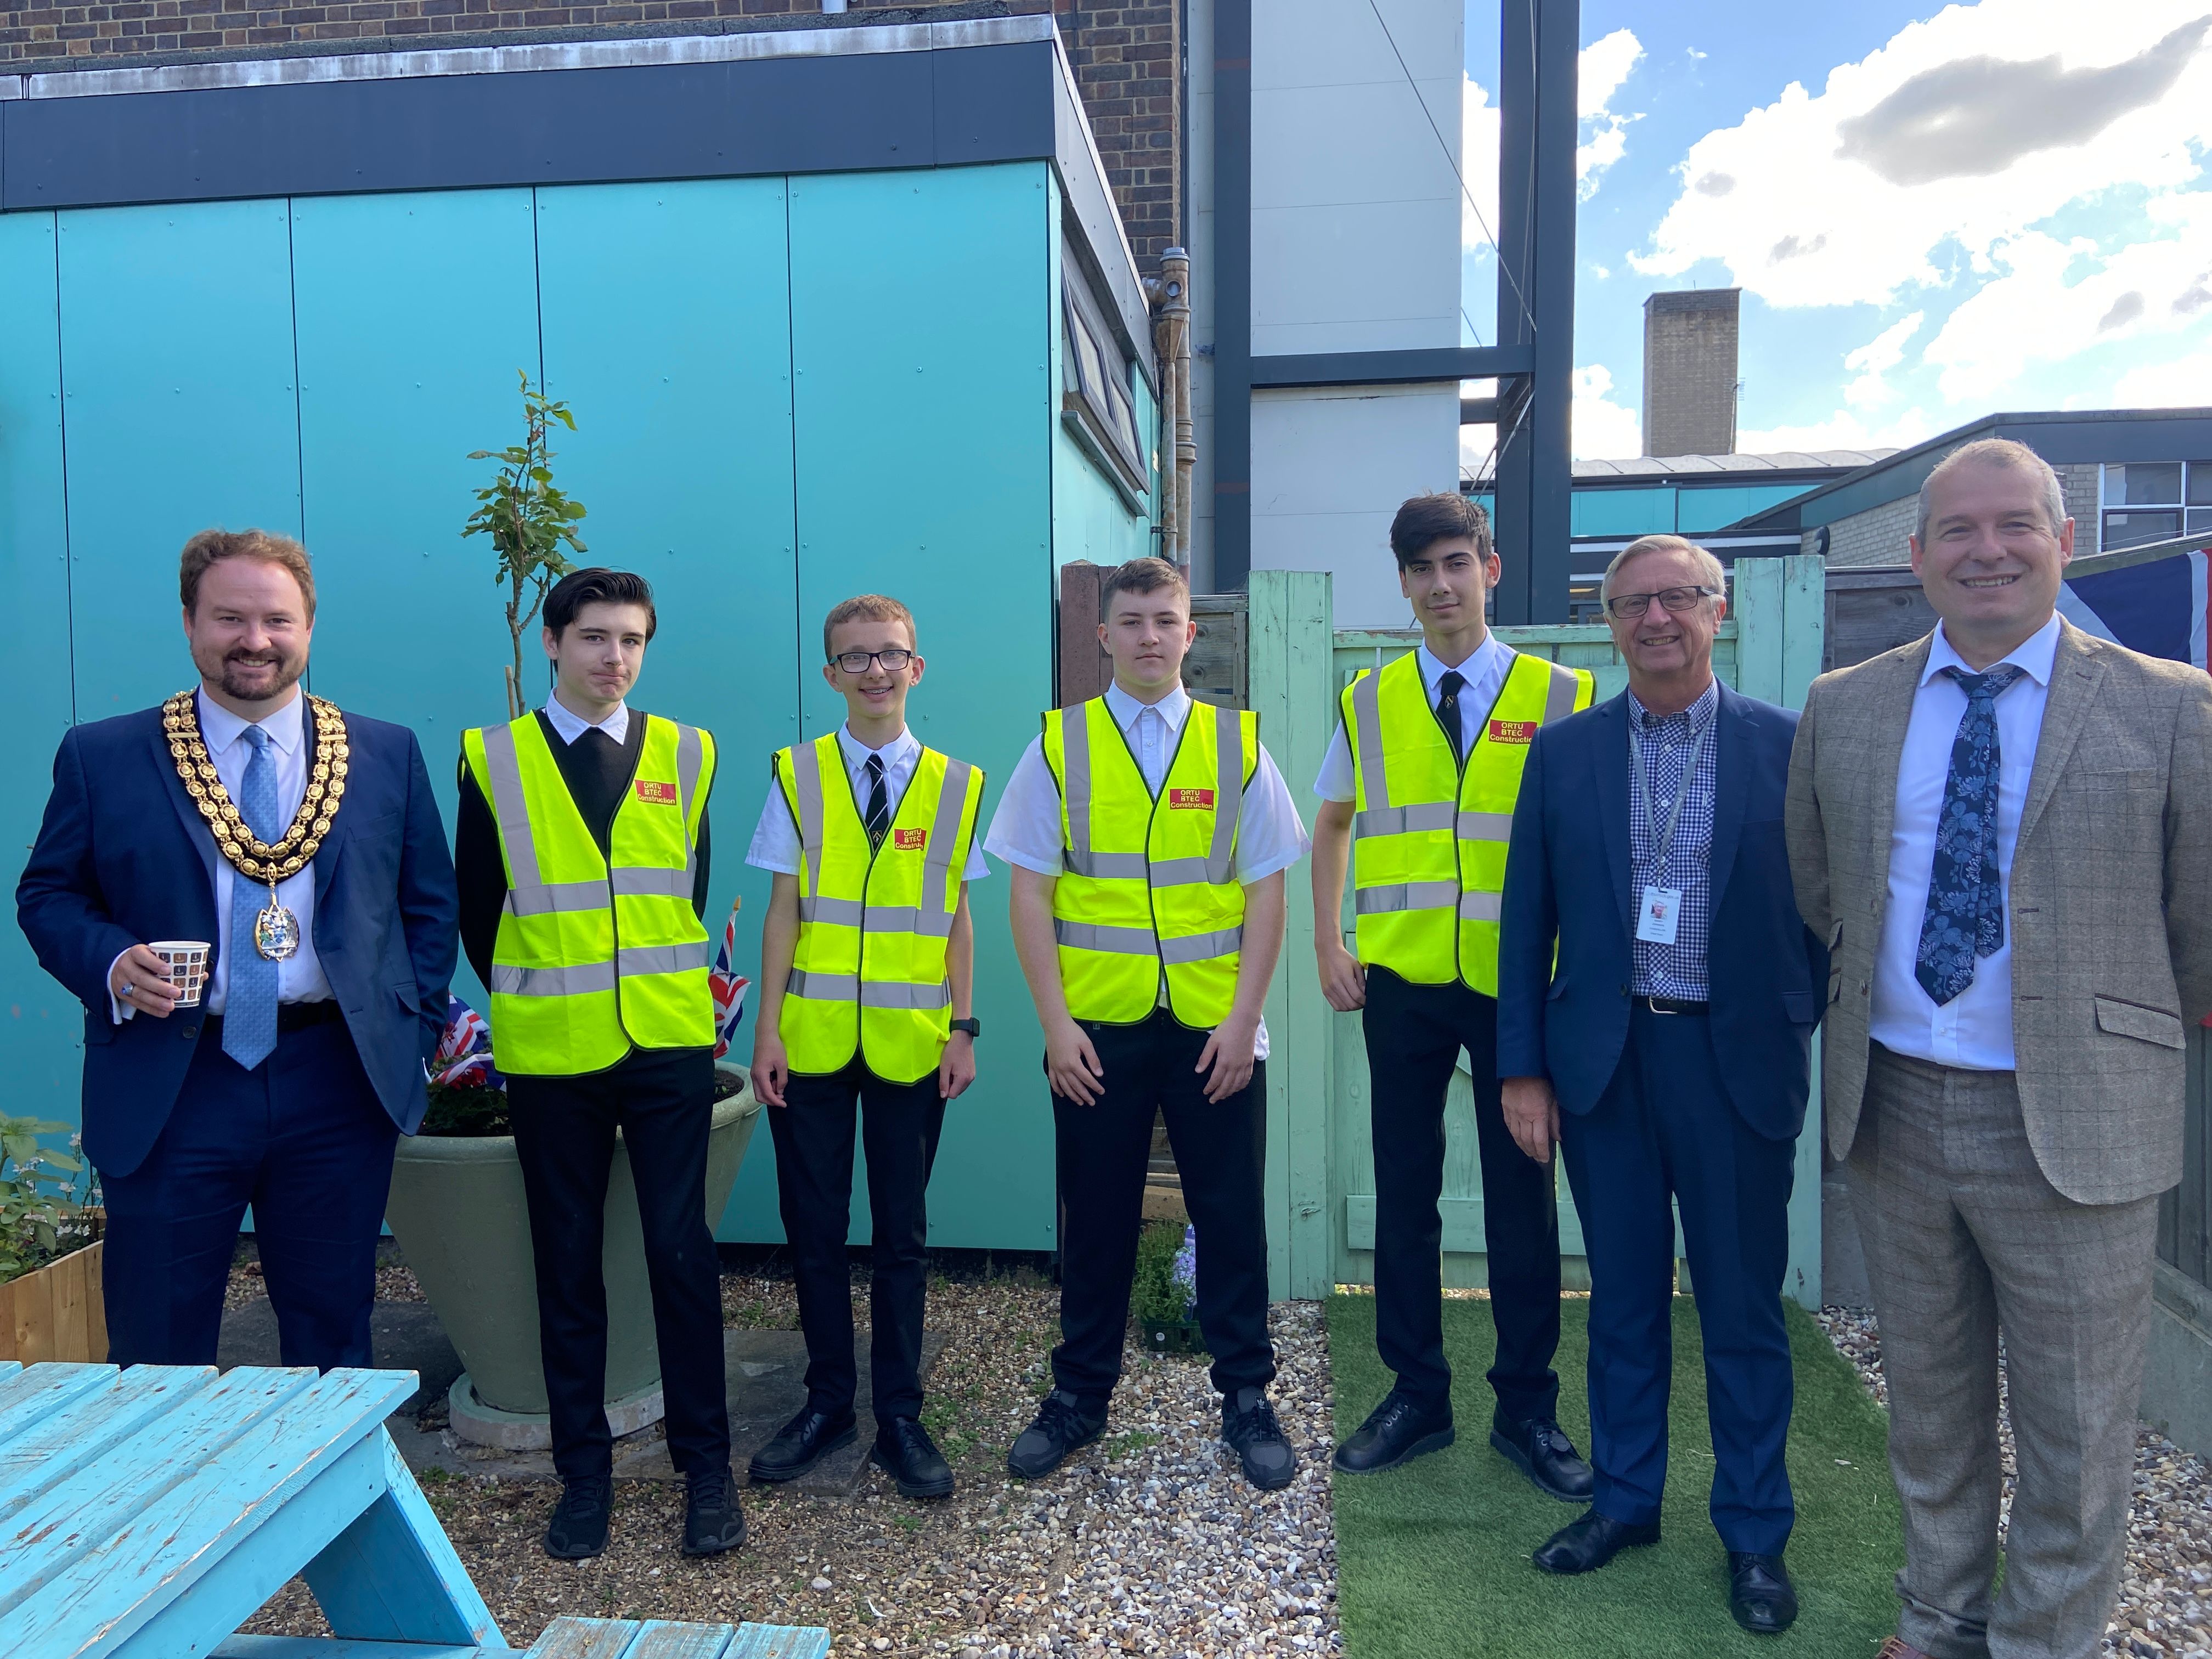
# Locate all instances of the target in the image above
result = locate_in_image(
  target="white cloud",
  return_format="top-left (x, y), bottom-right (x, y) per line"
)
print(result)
top-left (1737, 407), bottom-right (1939, 453)
top-left (1578, 29), bottom-right (1644, 199)
top-left (1462, 74), bottom-right (1502, 252)
top-left (1572, 364), bottom-right (1643, 459)
top-left (2110, 343), bottom-right (2212, 406)
top-left (1843, 312), bottom-right (1925, 408)
top-left (1634, 2), bottom-right (2212, 309)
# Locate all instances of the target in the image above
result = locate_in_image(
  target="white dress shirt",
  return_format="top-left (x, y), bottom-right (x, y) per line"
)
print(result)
top-left (1869, 614), bottom-right (2061, 1070)
top-left (1313, 634), bottom-right (1519, 800)
top-left (114, 687), bottom-right (332, 1021)
top-left (984, 682), bottom-right (1311, 1059)
top-left (746, 723), bottom-right (990, 881)
top-left (543, 692), bottom-right (629, 746)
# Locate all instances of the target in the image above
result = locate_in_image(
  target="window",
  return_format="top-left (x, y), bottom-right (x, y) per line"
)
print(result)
top-left (2101, 461), bottom-right (2212, 549)
top-left (1061, 263), bottom-right (1148, 506)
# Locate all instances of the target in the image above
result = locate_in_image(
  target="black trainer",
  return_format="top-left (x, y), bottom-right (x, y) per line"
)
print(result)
top-left (681, 1464), bottom-right (747, 1557)
top-left (872, 1416), bottom-right (955, 1500)
top-left (543, 1472), bottom-right (611, 1560)
top-left (1489, 1410), bottom-right (1594, 1502)
top-left (1222, 1387), bottom-right (1297, 1492)
top-left (1006, 1390), bottom-right (1106, 1480)
top-left (1332, 1389), bottom-right (1455, 1474)
top-left (747, 1406), bottom-right (857, 1485)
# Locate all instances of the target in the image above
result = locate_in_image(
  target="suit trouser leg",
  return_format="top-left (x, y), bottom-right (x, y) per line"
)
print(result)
top-left (1850, 1046), bottom-right (2159, 1659)
top-left (616, 1050), bottom-right (731, 1479)
top-left (1158, 1031), bottom-right (1275, 1399)
top-left (769, 1068), bottom-right (864, 1417)
top-left (1049, 1018), bottom-right (1160, 1406)
top-left (859, 1068), bottom-right (947, 1426)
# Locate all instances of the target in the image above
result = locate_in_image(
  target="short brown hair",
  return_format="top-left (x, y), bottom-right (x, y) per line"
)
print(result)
top-left (1099, 556), bottom-right (1189, 614)
top-left (822, 594), bottom-right (917, 659)
top-left (179, 528), bottom-right (316, 617)
top-left (1390, 493), bottom-right (1492, 568)
top-left (1916, 437), bottom-right (2066, 547)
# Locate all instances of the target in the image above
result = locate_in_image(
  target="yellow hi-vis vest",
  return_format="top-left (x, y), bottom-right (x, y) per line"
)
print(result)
top-left (774, 733), bottom-right (985, 1085)
top-left (1345, 650), bottom-right (1593, 993)
top-left (461, 713), bottom-right (716, 1075)
top-left (1044, 696), bottom-right (1259, 1028)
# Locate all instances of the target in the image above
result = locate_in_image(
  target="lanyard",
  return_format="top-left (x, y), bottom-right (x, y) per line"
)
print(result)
top-left (1631, 708), bottom-right (1711, 888)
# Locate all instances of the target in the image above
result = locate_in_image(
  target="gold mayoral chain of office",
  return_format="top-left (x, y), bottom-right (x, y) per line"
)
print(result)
top-left (161, 689), bottom-right (351, 962)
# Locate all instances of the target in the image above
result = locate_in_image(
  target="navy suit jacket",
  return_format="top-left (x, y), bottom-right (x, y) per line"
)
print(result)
top-left (1496, 681), bottom-right (1826, 1142)
top-left (16, 700), bottom-right (459, 1176)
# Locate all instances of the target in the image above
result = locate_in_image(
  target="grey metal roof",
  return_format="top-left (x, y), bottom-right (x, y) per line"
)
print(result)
top-left (1573, 450), bottom-right (1898, 480)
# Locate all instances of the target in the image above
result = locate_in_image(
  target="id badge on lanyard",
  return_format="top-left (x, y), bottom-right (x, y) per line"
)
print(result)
top-left (1633, 716), bottom-right (1707, 948)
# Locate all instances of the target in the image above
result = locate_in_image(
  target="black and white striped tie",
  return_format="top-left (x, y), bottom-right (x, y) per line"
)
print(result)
top-left (864, 753), bottom-right (890, 850)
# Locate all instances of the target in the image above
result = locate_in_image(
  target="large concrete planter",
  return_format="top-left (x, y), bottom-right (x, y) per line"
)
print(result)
top-left (384, 1064), bottom-right (760, 1434)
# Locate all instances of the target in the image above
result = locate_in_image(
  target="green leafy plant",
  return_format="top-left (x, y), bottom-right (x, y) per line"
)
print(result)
top-left (1130, 1218), bottom-right (1196, 1327)
top-left (1, 1116), bottom-right (95, 1288)
top-left (418, 1080), bottom-right (512, 1138)
top-left (464, 370), bottom-right (589, 719)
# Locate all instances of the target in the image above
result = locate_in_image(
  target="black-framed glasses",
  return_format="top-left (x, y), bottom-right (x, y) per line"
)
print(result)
top-left (832, 648), bottom-right (915, 674)
top-left (1605, 585), bottom-right (1719, 620)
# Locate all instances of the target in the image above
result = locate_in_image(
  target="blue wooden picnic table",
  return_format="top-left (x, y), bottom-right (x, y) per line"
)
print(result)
top-left (0, 1361), bottom-right (828, 1659)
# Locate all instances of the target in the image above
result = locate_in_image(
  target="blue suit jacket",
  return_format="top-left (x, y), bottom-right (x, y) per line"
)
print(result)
top-left (1496, 681), bottom-right (1826, 1141)
top-left (16, 701), bottom-right (459, 1176)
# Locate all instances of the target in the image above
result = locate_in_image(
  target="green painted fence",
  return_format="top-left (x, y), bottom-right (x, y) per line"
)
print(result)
top-left (1248, 557), bottom-right (1830, 1308)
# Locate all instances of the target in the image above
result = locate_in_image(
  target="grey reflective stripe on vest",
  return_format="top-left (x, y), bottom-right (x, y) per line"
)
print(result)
top-left (1458, 890), bottom-right (1504, 922)
top-left (613, 866), bottom-right (692, 899)
top-left (673, 722), bottom-right (706, 887)
top-left (1541, 660), bottom-right (1582, 725)
top-left (1455, 810), bottom-right (1516, 842)
top-left (617, 941), bottom-right (712, 976)
top-left (1353, 880), bottom-right (1459, 915)
top-left (480, 723), bottom-right (543, 889)
top-left (1064, 849), bottom-right (1149, 879)
top-left (915, 758), bottom-right (973, 929)
top-left (1054, 919), bottom-right (1158, 955)
top-left (1062, 704), bottom-right (1093, 864)
top-left (490, 961), bottom-right (617, 997)
top-left (786, 968), bottom-right (859, 1000)
top-left (1203, 702), bottom-right (1243, 887)
top-left (791, 739), bottom-right (827, 899)
top-left (506, 878), bottom-right (606, 917)
top-left (861, 904), bottom-right (958, 939)
top-left (1159, 926), bottom-right (1243, 965)
top-left (1356, 802), bottom-right (1455, 837)
top-left (1350, 670), bottom-right (1391, 815)
top-left (798, 895), bottom-right (865, 926)
top-left (861, 980), bottom-right (952, 1011)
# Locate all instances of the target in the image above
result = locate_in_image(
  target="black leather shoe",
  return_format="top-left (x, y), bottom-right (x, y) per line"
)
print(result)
top-left (872, 1416), bottom-right (955, 1499)
top-left (1490, 1411), bottom-right (1595, 1502)
top-left (1007, 1390), bottom-right (1106, 1480)
top-left (543, 1472), bottom-right (611, 1560)
top-left (1333, 1389), bottom-right (1454, 1474)
top-left (1532, 1508), bottom-right (1661, 1574)
top-left (747, 1406), bottom-right (857, 1484)
top-left (681, 1465), bottom-right (747, 1556)
top-left (1728, 1552), bottom-right (1798, 1635)
top-left (1222, 1387), bottom-right (1298, 1491)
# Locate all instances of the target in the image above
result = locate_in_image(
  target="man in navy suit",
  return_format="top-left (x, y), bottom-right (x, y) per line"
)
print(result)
top-left (18, 528), bottom-right (458, 1369)
top-left (1497, 534), bottom-right (1825, 1635)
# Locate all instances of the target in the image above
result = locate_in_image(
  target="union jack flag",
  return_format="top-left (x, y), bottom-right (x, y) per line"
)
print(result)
top-left (710, 900), bottom-right (750, 1060)
top-left (432, 993), bottom-right (499, 1088)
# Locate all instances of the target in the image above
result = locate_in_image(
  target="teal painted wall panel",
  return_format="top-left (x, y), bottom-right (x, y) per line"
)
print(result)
top-left (58, 201), bottom-right (302, 722)
top-left (788, 161), bottom-right (1057, 1251)
top-left (0, 213), bottom-right (83, 1125)
top-left (289, 188), bottom-right (543, 1007)
top-left (1570, 486), bottom-right (1675, 539)
top-left (534, 178), bottom-right (802, 1243)
top-left (1677, 483), bottom-right (1807, 534)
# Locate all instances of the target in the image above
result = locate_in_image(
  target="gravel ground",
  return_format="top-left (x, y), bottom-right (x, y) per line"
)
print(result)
top-left (1815, 1305), bottom-right (2212, 1659)
top-left (240, 1261), bottom-right (1340, 1657)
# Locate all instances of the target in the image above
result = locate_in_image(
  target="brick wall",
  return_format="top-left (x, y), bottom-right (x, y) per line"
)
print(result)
top-left (1804, 460), bottom-right (2107, 566)
top-left (0, 0), bottom-right (1182, 270)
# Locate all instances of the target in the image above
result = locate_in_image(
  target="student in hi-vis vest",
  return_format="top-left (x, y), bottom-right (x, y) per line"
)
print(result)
top-left (985, 557), bottom-right (1311, 1492)
top-left (1310, 494), bottom-right (1597, 1496)
top-left (746, 595), bottom-right (986, 1502)
top-left (455, 568), bottom-right (742, 1564)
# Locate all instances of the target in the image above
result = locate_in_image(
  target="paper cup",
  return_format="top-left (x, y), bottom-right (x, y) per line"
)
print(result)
top-left (148, 940), bottom-right (212, 1008)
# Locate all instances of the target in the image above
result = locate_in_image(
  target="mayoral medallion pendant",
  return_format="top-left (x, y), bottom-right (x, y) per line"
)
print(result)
top-left (253, 891), bottom-right (302, 962)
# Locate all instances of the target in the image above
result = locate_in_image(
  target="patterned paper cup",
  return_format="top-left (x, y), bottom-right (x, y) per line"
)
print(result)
top-left (148, 941), bottom-right (212, 1008)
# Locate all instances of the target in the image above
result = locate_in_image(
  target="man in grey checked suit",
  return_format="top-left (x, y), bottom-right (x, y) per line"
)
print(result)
top-left (1786, 438), bottom-right (2212, 1659)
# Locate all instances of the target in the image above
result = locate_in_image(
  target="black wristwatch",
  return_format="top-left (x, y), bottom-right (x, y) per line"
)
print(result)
top-left (950, 1017), bottom-right (981, 1040)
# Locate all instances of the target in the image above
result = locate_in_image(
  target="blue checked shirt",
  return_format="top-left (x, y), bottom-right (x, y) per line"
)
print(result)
top-left (1627, 681), bottom-right (1719, 999)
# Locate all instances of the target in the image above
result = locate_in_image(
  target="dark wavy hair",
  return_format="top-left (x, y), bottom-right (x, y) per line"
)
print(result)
top-left (544, 567), bottom-right (657, 640)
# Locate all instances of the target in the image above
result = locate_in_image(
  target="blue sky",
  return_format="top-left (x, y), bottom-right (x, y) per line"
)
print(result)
top-left (1458, 1), bottom-right (2212, 460)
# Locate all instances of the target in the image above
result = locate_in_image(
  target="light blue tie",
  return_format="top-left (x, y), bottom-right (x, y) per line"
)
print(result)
top-left (223, 724), bottom-right (282, 1069)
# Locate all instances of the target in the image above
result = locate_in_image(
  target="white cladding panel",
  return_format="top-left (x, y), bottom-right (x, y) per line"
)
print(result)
top-left (1250, 383), bottom-right (1460, 629)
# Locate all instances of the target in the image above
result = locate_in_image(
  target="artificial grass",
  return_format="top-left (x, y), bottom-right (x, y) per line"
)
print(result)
top-left (1328, 1293), bottom-right (1905, 1657)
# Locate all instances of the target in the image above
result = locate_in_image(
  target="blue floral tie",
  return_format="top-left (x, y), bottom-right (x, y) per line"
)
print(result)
top-left (1914, 664), bottom-right (2025, 1007)
top-left (223, 724), bottom-right (282, 1069)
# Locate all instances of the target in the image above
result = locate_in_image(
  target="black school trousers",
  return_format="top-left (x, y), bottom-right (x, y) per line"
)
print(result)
top-left (1362, 966), bottom-right (1561, 1422)
top-left (508, 1046), bottom-right (730, 1482)
top-left (768, 1059), bottom-right (946, 1426)
top-left (1049, 1008), bottom-right (1275, 1407)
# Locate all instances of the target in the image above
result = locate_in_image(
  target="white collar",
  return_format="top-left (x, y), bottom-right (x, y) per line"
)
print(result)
top-left (838, 723), bottom-right (918, 773)
top-left (1415, 634), bottom-right (1510, 692)
top-left (1923, 614), bottom-right (2061, 689)
top-left (197, 686), bottom-right (304, 757)
top-left (1104, 680), bottom-right (1192, 733)
top-left (543, 695), bottom-right (629, 746)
